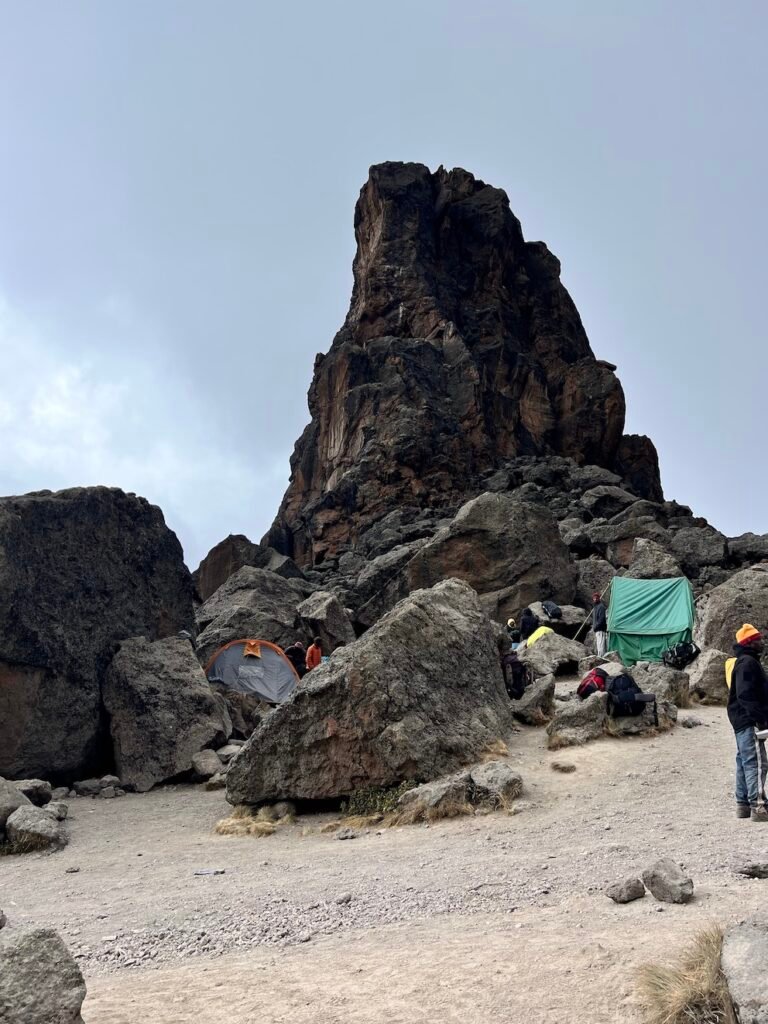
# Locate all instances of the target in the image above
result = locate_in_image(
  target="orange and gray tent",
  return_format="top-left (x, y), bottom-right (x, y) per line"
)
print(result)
top-left (205, 639), bottom-right (299, 704)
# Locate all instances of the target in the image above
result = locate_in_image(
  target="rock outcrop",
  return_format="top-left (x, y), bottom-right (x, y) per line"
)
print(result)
top-left (0, 926), bottom-right (86, 1023)
top-left (194, 534), bottom-right (304, 602)
top-left (0, 487), bottom-right (195, 781)
top-left (694, 567), bottom-right (768, 652)
top-left (266, 162), bottom-right (661, 567)
top-left (194, 567), bottom-right (313, 664)
top-left (226, 579), bottom-right (513, 804)
top-left (103, 636), bottom-right (231, 792)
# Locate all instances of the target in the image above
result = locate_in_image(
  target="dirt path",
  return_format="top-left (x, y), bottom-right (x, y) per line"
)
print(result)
top-left (4, 704), bottom-right (766, 1023)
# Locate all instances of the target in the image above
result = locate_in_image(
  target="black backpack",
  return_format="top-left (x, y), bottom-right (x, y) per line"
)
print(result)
top-left (662, 641), bottom-right (701, 670)
top-left (502, 654), bottom-right (532, 700)
top-left (542, 600), bottom-right (562, 620)
top-left (606, 673), bottom-right (647, 718)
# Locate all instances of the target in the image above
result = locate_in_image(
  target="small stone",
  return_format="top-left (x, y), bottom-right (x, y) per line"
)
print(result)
top-left (65, 866), bottom-right (80, 874)
top-left (298, 930), bottom-right (312, 943)
top-left (191, 749), bottom-right (224, 782)
top-left (72, 779), bottom-right (101, 798)
top-left (46, 801), bottom-right (68, 821)
top-left (335, 827), bottom-right (358, 841)
top-left (114, 788), bottom-right (126, 797)
top-left (99, 787), bottom-right (116, 799)
top-left (99, 775), bottom-right (121, 789)
top-left (605, 877), bottom-right (645, 904)
top-left (642, 858), bottom-right (694, 904)
top-left (680, 716), bottom-right (704, 729)
top-left (736, 862), bottom-right (768, 879)
top-left (335, 892), bottom-right (353, 905)
top-left (0, 909), bottom-right (6, 929)
top-left (50, 787), bottom-right (70, 801)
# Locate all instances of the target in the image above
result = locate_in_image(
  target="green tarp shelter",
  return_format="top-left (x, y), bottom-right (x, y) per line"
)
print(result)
top-left (607, 576), bottom-right (695, 666)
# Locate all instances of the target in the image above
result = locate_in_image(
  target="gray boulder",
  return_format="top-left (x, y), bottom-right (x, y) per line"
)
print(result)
top-left (0, 926), bottom-right (86, 1023)
top-left (194, 533), bottom-right (305, 601)
top-left (352, 540), bottom-right (430, 627)
top-left (296, 590), bottom-right (356, 652)
top-left (195, 567), bottom-right (312, 664)
top-left (527, 602), bottom-right (589, 639)
top-left (580, 485), bottom-right (637, 519)
top-left (729, 532), bottom-right (768, 567)
top-left (395, 761), bottom-right (523, 821)
top-left (6, 806), bottom-right (65, 850)
top-left (695, 567), bottom-right (768, 652)
top-left (605, 877), bottom-right (645, 904)
top-left (12, 780), bottom-right (52, 807)
top-left (191, 749), bottom-right (224, 781)
top-left (547, 692), bottom-right (609, 748)
top-left (468, 761), bottom-right (523, 807)
top-left (404, 493), bottom-right (577, 624)
top-left (574, 558), bottom-right (616, 608)
top-left (509, 675), bottom-right (556, 725)
top-left (688, 648), bottom-right (729, 705)
top-left (46, 801), bottom-right (68, 821)
top-left (641, 858), bottom-right (694, 903)
top-left (631, 663), bottom-right (690, 707)
top-left (226, 579), bottom-right (514, 804)
top-left (0, 487), bottom-right (194, 781)
top-left (670, 527), bottom-right (727, 575)
top-left (103, 636), bottom-right (231, 793)
top-left (608, 699), bottom-right (677, 736)
top-left (518, 632), bottom-right (587, 677)
top-left (722, 920), bottom-right (768, 1023)
top-left (625, 538), bottom-right (682, 580)
top-left (0, 780), bottom-right (31, 841)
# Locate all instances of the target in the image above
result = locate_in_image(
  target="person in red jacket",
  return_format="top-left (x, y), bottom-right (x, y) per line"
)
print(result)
top-left (305, 636), bottom-right (323, 671)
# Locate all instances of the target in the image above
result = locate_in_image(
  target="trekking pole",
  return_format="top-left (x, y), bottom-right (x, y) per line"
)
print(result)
top-left (573, 578), bottom-right (614, 645)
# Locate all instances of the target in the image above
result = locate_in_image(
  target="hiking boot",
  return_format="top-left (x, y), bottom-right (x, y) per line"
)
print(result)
top-left (737, 803), bottom-right (751, 819)
top-left (751, 806), bottom-right (768, 822)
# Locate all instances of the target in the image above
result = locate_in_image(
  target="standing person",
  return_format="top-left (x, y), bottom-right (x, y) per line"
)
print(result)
top-left (728, 624), bottom-right (768, 822)
top-left (284, 640), bottom-right (307, 678)
top-left (305, 636), bottom-right (323, 672)
top-left (519, 607), bottom-right (540, 641)
top-left (591, 592), bottom-right (608, 657)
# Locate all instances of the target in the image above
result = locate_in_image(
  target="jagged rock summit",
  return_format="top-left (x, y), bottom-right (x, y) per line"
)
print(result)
top-left (266, 161), bottom-right (661, 566)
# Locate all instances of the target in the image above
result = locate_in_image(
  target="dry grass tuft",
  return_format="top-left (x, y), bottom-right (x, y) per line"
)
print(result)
top-left (385, 796), bottom-right (474, 828)
top-left (550, 761), bottom-right (577, 773)
top-left (546, 733), bottom-right (582, 751)
top-left (341, 813), bottom-right (383, 829)
top-left (479, 739), bottom-right (510, 762)
top-left (637, 925), bottom-right (735, 1024)
top-left (213, 804), bottom-right (294, 838)
top-left (0, 833), bottom-right (56, 855)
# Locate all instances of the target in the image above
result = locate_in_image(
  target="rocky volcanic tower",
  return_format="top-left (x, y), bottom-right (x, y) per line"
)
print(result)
top-left (267, 162), bottom-right (660, 566)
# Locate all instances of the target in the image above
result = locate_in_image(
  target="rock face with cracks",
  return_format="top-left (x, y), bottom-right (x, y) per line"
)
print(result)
top-left (0, 926), bottom-right (86, 1024)
top-left (103, 636), bottom-right (231, 793)
top-left (0, 486), bottom-right (194, 781)
top-left (722, 919), bottom-right (768, 1023)
top-left (695, 567), bottom-right (768, 653)
top-left (226, 579), bottom-right (513, 804)
top-left (266, 161), bottom-right (659, 566)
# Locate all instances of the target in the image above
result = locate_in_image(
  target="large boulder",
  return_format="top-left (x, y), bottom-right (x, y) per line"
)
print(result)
top-left (509, 675), bottom-right (556, 725)
top-left (722, 919), bottom-right (768, 1023)
top-left (547, 692), bottom-right (608, 748)
top-left (194, 567), bottom-right (312, 664)
top-left (624, 538), bottom-right (682, 580)
top-left (296, 591), bottom-right (356, 652)
top-left (0, 780), bottom-right (31, 841)
top-left (728, 533), bottom-right (768, 567)
top-left (580, 485), bottom-right (637, 519)
top-left (6, 806), bottom-right (65, 851)
top-left (103, 636), bottom-right (231, 792)
top-left (574, 558), bottom-right (616, 608)
top-left (0, 487), bottom-right (194, 781)
top-left (0, 926), bottom-right (86, 1023)
top-left (527, 602), bottom-right (589, 639)
top-left (694, 567), bottom-right (768, 652)
top-left (687, 648), bottom-right (729, 705)
top-left (194, 534), bottom-right (305, 602)
top-left (226, 579), bottom-right (514, 803)
top-left (404, 494), bottom-right (576, 623)
top-left (631, 663), bottom-right (690, 707)
top-left (518, 632), bottom-right (587, 677)
top-left (670, 527), bottom-right (727, 575)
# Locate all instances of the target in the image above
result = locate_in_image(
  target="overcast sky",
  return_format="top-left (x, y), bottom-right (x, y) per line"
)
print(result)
top-left (1, 1), bottom-right (765, 568)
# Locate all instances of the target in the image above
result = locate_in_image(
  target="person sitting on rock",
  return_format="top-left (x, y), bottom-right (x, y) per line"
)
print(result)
top-left (519, 607), bottom-right (540, 641)
top-left (284, 640), bottom-right (308, 678)
top-left (498, 636), bottom-right (528, 699)
top-left (305, 636), bottom-right (323, 671)
top-left (728, 624), bottom-right (768, 823)
top-left (591, 592), bottom-right (608, 658)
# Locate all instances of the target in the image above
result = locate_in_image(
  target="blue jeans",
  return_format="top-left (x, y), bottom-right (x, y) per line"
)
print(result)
top-left (734, 727), bottom-right (768, 808)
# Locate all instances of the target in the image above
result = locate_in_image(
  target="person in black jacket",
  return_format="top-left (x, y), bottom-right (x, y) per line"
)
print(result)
top-left (728, 624), bottom-right (768, 822)
top-left (519, 608), bottom-right (539, 641)
top-left (284, 641), bottom-right (307, 679)
top-left (591, 593), bottom-right (608, 657)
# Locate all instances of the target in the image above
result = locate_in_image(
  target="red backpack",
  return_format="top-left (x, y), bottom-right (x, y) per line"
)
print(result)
top-left (577, 667), bottom-right (608, 700)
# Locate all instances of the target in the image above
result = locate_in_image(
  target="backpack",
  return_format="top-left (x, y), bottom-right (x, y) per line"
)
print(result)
top-left (662, 641), bottom-right (701, 670)
top-left (502, 654), bottom-right (532, 700)
top-left (577, 667), bottom-right (608, 700)
top-left (606, 673), bottom-right (647, 718)
top-left (542, 600), bottom-right (562, 620)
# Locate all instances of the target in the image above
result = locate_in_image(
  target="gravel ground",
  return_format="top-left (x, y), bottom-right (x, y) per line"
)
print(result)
top-left (3, 699), bottom-right (768, 1022)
